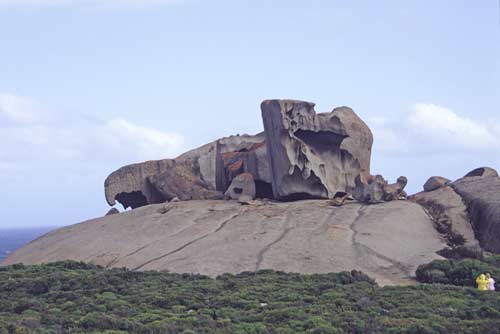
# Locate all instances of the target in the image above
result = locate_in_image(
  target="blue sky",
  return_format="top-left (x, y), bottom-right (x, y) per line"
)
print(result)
top-left (0, 0), bottom-right (499, 228)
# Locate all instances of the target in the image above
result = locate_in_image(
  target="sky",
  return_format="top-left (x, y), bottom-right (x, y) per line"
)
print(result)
top-left (0, 0), bottom-right (498, 228)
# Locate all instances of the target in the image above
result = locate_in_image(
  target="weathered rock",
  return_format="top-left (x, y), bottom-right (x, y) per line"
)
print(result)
top-left (331, 192), bottom-right (349, 206)
top-left (3, 200), bottom-right (446, 286)
top-left (464, 167), bottom-right (498, 178)
top-left (423, 176), bottom-right (451, 192)
top-left (353, 175), bottom-right (407, 204)
top-left (261, 99), bottom-right (373, 200)
top-left (451, 176), bottom-right (500, 253)
top-left (384, 176), bottom-right (408, 201)
top-left (148, 160), bottom-right (223, 201)
top-left (104, 159), bottom-right (174, 209)
top-left (105, 208), bottom-right (119, 216)
top-left (225, 173), bottom-right (256, 200)
top-left (105, 133), bottom-right (268, 209)
top-left (353, 175), bottom-right (386, 203)
top-left (411, 186), bottom-right (478, 247)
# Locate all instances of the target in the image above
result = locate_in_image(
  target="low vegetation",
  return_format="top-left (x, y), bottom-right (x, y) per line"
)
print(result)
top-left (0, 261), bottom-right (499, 334)
top-left (416, 253), bottom-right (500, 287)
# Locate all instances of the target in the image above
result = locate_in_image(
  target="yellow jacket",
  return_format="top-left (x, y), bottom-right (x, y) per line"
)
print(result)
top-left (476, 274), bottom-right (488, 291)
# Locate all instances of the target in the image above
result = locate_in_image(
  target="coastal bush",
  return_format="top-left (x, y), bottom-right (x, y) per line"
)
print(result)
top-left (416, 255), bottom-right (500, 286)
top-left (0, 261), bottom-right (499, 333)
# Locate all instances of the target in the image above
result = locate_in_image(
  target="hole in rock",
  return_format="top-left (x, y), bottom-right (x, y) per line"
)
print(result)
top-left (280, 192), bottom-right (324, 202)
top-left (255, 180), bottom-right (274, 199)
top-left (233, 187), bottom-right (243, 194)
top-left (294, 129), bottom-right (346, 153)
top-left (115, 191), bottom-right (148, 210)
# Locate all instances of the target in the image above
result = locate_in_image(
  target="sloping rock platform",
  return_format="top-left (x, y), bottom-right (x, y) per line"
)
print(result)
top-left (3, 200), bottom-right (445, 285)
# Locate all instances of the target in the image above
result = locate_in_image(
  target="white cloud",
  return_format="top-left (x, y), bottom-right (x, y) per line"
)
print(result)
top-left (0, 0), bottom-right (183, 9)
top-left (369, 103), bottom-right (500, 155)
top-left (0, 93), bottom-right (47, 124)
top-left (409, 103), bottom-right (497, 150)
top-left (0, 94), bottom-right (185, 173)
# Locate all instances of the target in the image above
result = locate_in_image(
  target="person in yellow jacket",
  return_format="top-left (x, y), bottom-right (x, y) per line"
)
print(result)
top-left (476, 273), bottom-right (488, 290)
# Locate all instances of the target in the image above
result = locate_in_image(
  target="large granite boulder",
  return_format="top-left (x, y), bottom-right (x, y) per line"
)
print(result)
top-left (261, 99), bottom-right (373, 200)
top-left (451, 176), bottom-right (500, 253)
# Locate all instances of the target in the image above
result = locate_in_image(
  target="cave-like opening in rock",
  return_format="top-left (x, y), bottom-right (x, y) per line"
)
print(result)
top-left (294, 129), bottom-right (346, 153)
top-left (255, 180), bottom-right (274, 199)
top-left (280, 192), bottom-right (324, 202)
top-left (115, 191), bottom-right (148, 210)
top-left (145, 178), bottom-right (168, 203)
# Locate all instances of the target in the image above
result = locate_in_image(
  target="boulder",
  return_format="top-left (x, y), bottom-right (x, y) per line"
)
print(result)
top-left (225, 172), bottom-right (256, 200)
top-left (384, 176), bottom-right (408, 201)
top-left (353, 175), bottom-right (407, 204)
top-left (423, 176), bottom-right (451, 192)
top-left (450, 176), bottom-right (500, 253)
top-left (261, 99), bottom-right (373, 200)
top-left (464, 167), bottom-right (498, 178)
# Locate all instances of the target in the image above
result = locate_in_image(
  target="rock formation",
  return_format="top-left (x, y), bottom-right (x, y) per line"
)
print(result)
top-left (423, 176), bottom-right (451, 192)
top-left (353, 175), bottom-right (408, 204)
top-left (224, 172), bottom-right (256, 200)
top-left (451, 175), bottom-right (500, 253)
top-left (410, 167), bottom-right (500, 252)
top-left (3, 199), bottom-right (446, 286)
top-left (464, 167), bottom-right (498, 178)
top-left (105, 99), bottom-right (380, 208)
top-left (104, 133), bottom-right (270, 209)
top-left (261, 100), bottom-right (373, 200)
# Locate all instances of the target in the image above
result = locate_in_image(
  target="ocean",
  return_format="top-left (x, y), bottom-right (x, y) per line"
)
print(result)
top-left (0, 227), bottom-right (56, 263)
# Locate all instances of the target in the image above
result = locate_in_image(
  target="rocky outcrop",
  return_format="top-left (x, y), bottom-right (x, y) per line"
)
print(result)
top-left (224, 172), bottom-right (256, 200)
top-left (423, 176), bottom-right (451, 192)
top-left (411, 186), bottom-right (478, 247)
top-left (261, 100), bottom-right (373, 200)
top-left (3, 200), bottom-right (446, 286)
top-left (105, 99), bottom-right (378, 208)
top-left (353, 175), bottom-right (407, 204)
top-left (451, 176), bottom-right (500, 253)
top-left (105, 133), bottom-right (269, 209)
top-left (464, 167), bottom-right (498, 178)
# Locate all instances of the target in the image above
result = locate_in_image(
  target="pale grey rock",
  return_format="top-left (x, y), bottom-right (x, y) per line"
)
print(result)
top-left (261, 99), bottom-right (373, 200)
top-left (224, 172), bottom-right (256, 200)
top-left (2, 200), bottom-right (445, 286)
top-left (423, 176), bottom-right (451, 192)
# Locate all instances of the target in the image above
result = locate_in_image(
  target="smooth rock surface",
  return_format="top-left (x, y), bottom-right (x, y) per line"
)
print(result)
top-left (3, 200), bottom-right (445, 285)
